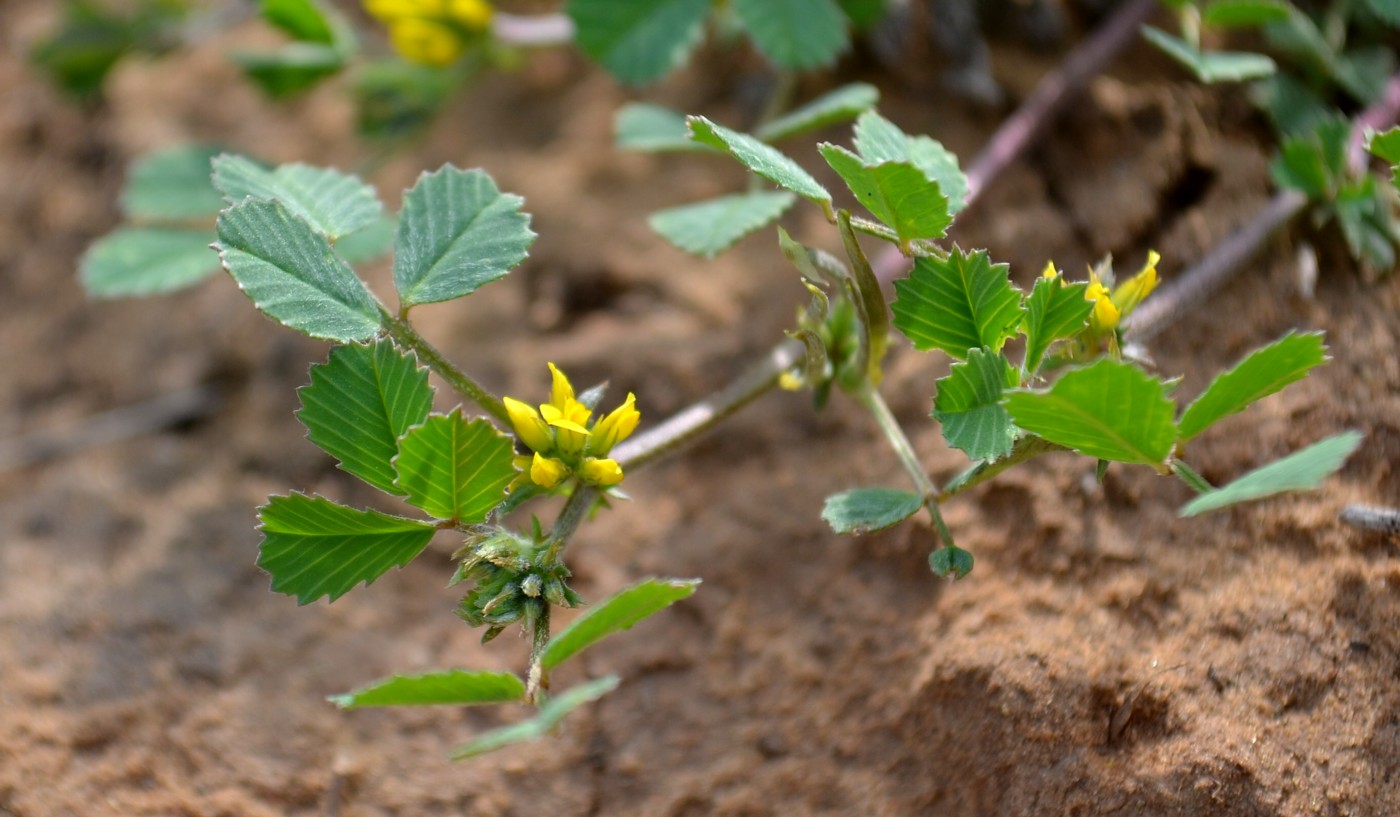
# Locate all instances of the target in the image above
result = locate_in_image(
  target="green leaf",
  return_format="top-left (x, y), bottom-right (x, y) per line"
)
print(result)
top-left (261, 0), bottom-right (336, 44)
top-left (1334, 178), bottom-right (1398, 270)
top-left (216, 199), bottom-right (383, 342)
top-left (297, 340), bottom-right (434, 495)
top-left (648, 191), bottom-right (796, 258)
top-left (1369, 127), bottom-right (1400, 194)
top-left (615, 103), bottom-right (717, 153)
top-left (335, 214), bottom-right (396, 264)
top-left (1021, 275), bottom-right (1092, 376)
top-left (1179, 431), bottom-right (1363, 516)
top-left (1004, 358), bottom-right (1177, 466)
top-left (567, 0), bottom-right (711, 85)
top-left (353, 58), bottom-right (456, 141)
top-left (1178, 331), bottom-right (1328, 442)
top-left (393, 166), bottom-right (535, 308)
top-left (821, 487), bottom-right (922, 534)
top-left (80, 227), bottom-right (219, 297)
top-left (687, 116), bottom-right (833, 214)
top-left (819, 146), bottom-right (951, 244)
top-left (933, 348), bottom-right (1019, 461)
top-left (234, 43), bottom-right (345, 98)
top-left (450, 676), bottom-right (620, 760)
top-left (542, 578), bottom-right (700, 670)
top-left (891, 248), bottom-right (1024, 360)
top-left (756, 83), bottom-right (879, 143)
top-left (837, 0), bottom-right (890, 28)
top-left (1202, 0), bottom-right (1291, 28)
top-left (850, 110), bottom-right (969, 214)
top-left (1334, 46), bottom-right (1394, 105)
top-left (1365, 0), bottom-right (1400, 26)
top-left (120, 145), bottom-right (225, 220)
top-left (393, 409), bottom-right (518, 523)
top-left (212, 154), bottom-right (383, 240)
top-left (1141, 26), bottom-right (1276, 82)
top-left (257, 493), bottom-right (438, 604)
top-left (330, 670), bottom-right (524, 709)
top-left (29, 1), bottom-right (143, 98)
top-left (1271, 116), bottom-right (1349, 199)
top-left (1251, 74), bottom-right (1332, 138)
top-left (929, 545), bottom-right (974, 579)
top-left (732, 0), bottom-right (848, 70)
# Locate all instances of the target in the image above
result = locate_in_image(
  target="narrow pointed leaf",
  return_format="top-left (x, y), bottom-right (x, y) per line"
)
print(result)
top-left (850, 110), bottom-right (969, 213)
top-left (820, 146), bottom-right (951, 243)
top-left (393, 166), bottom-right (535, 308)
top-left (1142, 26), bottom-right (1276, 83)
top-left (297, 340), bottom-right (433, 495)
top-left (568, 0), bottom-right (710, 85)
top-left (650, 191), bottom-right (796, 258)
top-left (213, 154), bottom-right (383, 239)
top-left (756, 83), bottom-right (879, 143)
top-left (1021, 276), bottom-right (1093, 376)
top-left (822, 487), bottom-right (922, 534)
top-left (257, 493), bottom-right (438, 604)
top-left (1004, 358), bottom-right (1177, 465)
top-left (732, 0), bottom-right (848, 70)
top-left (330, 670), bottom-right (525, 709)
top-left (542, 578), bottom-right (700, 670)
top-left (393, 410), bottom-right (518, 523)
top-left (615, 103), bottom-right (716, 153)
top-left (688, 117), bottom-right (833, 212)
top-left (450, 676), bottom-right (620, 760)
top-left (80, 227), bottom-right (219, 297)
top-left (216, 199), bottom-right (382, 341)
top-left (120, 144), bottom-right (225, 220)
top-left (933, 348), bottom-right (1019, 461)
top-left (1179, 431), bottom-right (1363, 516)
top-left (1178, 331), bottom-right (1328, 441)
top-left (892, 247), bottom-right (1024, 359)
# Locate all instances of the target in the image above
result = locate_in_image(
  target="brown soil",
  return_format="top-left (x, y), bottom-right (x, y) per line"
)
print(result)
top-left (3, 3), bottom-right (1399, 816)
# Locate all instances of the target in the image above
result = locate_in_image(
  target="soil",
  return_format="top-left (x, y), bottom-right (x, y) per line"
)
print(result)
top-left (3, 3), bottom-right (1399, 816)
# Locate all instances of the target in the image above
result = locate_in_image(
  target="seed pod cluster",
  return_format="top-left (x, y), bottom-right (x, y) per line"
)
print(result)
top-left (452, 526), bottom-right (584, 643)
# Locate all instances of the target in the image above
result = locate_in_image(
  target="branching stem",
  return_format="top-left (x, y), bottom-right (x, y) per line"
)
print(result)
top-left (857, 387), bottom-right (955, 547)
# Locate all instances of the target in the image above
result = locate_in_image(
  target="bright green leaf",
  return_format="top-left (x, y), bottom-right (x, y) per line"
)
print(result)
top-left (1334, 178), bottom-right (1398, 270)
top-left (234, 43), bottom-right (345, 98)
top-left (1369, 127), bottom-right (1400, 194)
top-left (838, 0), bottom-right (890, 28)
top-left (393, 166), bottom-right (535, 308)
top-left (80, 227), bottom-right (219, 297)
top-left (1179, 431), bottom-right (1363, 516)
top-left (261, 0), bottom-right (336, 44)
top-left (567, 0), bottom-right (710, 85)
top-left (213, 154), bottom-right (382, 240)
top-left (650, 192), bottom-right (796, 258)
top-left (217, 199), bottom-right (382, 341)
top-left (1021, 275), bottom-right (1092, 376)
top-left (393, 409), bottom-right (518, 523)
top-left (297, 339), bottom-right (433, 495)
top-left (687, 116), bottom-right (833, 213)
top-left (450, 676), bottom-right (620, 760)
top-left (850, 110), bottom-right (969, 214)
top-left (542, 578), bottom-right (700, 670)
top-left (1004, 358), bottom-right (1178, 465)
top-left (756, 83), bottom-right (879, 143)
top-left (257, 493), bottom-right (438, 604)
top-left (330, 670), bottom-right (524, 708)
top-left (615, 103), bottom-right (716, 153)
top-left (120, 144), bottom-right (225, 220)
top-left (821, 487), bottom-right (922, 534)
top-left (1202, 0), bottom-right (1291, 28)
top-left (1178, 331), bottom-right (1328, 441)
top-left (732, 0), bottom-right (848, 70)
top-left (891, 248), bottom-right (1024, 359)
top-left (933, 348), bottom-right (1019, 461)
top-left (1142, 26), bottom-right (1276, 82)
top-left (819, 146), bottom-right (951, 244)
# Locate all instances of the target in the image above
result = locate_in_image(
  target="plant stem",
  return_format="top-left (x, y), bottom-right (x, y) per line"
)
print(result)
top-left (380, 310), bottom-right (512, 428)
top-left (526, 603), bottom-right (552, 705)
top-left (1170, 459), bottom-right (1214, 494)
top-left (492, 12), bottom-right (575, 47)
top-left (857, 387), bottom-right (955, 547)
top-left (938, 436), bottom-right (1066, 500)
top-left (543, 485), bottom-right (596, 566)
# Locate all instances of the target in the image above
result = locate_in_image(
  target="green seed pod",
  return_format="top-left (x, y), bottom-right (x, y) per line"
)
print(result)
top-left (521, 573), bottom-right (543, 598)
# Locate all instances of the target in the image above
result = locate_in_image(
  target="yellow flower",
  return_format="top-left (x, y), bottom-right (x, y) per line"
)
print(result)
top-left (364, 0), bottom-right (492, 66)
top-left (1085, 270), bottom-right (1120, 333)
top-left (579, 457), bottom-right (624, 488)
top-left (446, 0), bottom-right (492, 29)
top-left (1041, 261), bottom-right (1060, 280)
top-left (387, 17), bottom-right (462, 66)
top-left (503, 363), bottom-right (642, 490)
top-left (530, 453), bottom-right (568, 489)
top-left (542, 363), bottom-right (591, 456)
top-left (1110, 250), bottom-right (1160, 317)
top-left (504, 396), bottom-right (553, 453)
top-left (588, 392), bottom-right (639, 456)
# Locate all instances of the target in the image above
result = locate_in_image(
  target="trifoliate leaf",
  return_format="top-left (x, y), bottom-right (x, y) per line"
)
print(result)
top-left (120, 144), bottom-right (225, 220)
top-left (216, 199), bottom-right (383, 341)
top-left (615, 103), bottom-right (716, 153)
top-left (393, 409), bottom-right (518, 523)
top-left (330, 670), bottom-right (525, 708)
top-left (891, 248), bottom-right (1024, 359)
top-left (297, 339), bottom-right (433, 495)
top-left (450, 676), bottom-right (620, 760)
top-left (1003, 358), bottom-right (1177, 466)
top-left (542, 578), bottom-right (700, 670)
top-left (933, 348), bottom-right (1019, 461)
top-left (393, 166), bottom-right (535, 308)
top-left (732, 0), bottom-right (848, 70)
top-left (213, 154), bottom-right (382, 239)
top-left (649, 191), bottom-right (797, 258)
top-left (1142, 26), bottom-right (1276, 82)
top-left (1021, 275), bottom-right (1092, 377)
top-left (819, 146), bottom-right (951, 244)
top-left (850, 110), bottom-right (969, 214)
top-left (568, 0), bottom-right (710, 85)
top-left (756, 83), bottom-right (879, 143)
top-left (821, 487), bottom-right (922, 534)
top-left (80, 227), bottom-right (219, 297)
top-left (1179, 431), bottom-right (1363, 516)
top-left (1178, 331), bottom-right (1328, 441)
top-left (257, 493), bottom-right (438, 604)
top-left (688, 116), bottom-right (833, 214)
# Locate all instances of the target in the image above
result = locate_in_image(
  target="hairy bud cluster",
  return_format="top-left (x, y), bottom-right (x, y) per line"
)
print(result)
top-left (452, 526), bottom-right (582, 643)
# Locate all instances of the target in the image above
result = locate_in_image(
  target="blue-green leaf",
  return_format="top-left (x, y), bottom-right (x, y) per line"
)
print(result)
top-left (933, 348), bottom-right (1019, 461)
top-left (120, 144), bottom-right (225, 220)
top-left (615, 103), bottom-right (716, 153)
top-left (568, 0), bottom-right (710, 85)
top-left (330, 670), bottom-right (525, 708)
top-left (1179, 431), bottom-right (1362, 516)
top-left (1178, 331), bottom-right (1328, 441)
top-left (649, 191), bottom-right (797, 258)
top-left (756, 83), bottom-right (879, 143)
top-left (891, 247), bottom-right (1024, 359)
top-left (822, 487), bottom-right (922, 534)
top-left (80, 227), bottom-right (219, 297)
top-left (688, 116), bottom-right (833, 213)
top-left (213, 154), bottom-right (383, 240)
top-left (732, 0), bottom-right (848, 70)
top-left (542, 578), bottom-right (700, 670)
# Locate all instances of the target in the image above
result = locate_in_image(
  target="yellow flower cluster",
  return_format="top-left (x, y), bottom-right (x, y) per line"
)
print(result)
top-left (504, 363), bottom-right (640, 491)
top-left (1042, 251), bottom-right (1160, 335)
top-left (364, 0), bottom-right (492, 66)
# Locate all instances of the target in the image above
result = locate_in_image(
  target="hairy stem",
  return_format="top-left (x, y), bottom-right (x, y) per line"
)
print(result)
top-left (380, 311), bottom-right (512, 428)
top-left (525, 603), bottom-right (552, 705)
top-left (543, 485), bottom-right (597, 566)
top-left (857, 387), bottom-right (955, 547)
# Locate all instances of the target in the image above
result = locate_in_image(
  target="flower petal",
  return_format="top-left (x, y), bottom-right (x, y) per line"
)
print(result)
top-left (504, 396), bottom-right (554, 453)
top-left (580, 457), bottom-right (624, 487)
